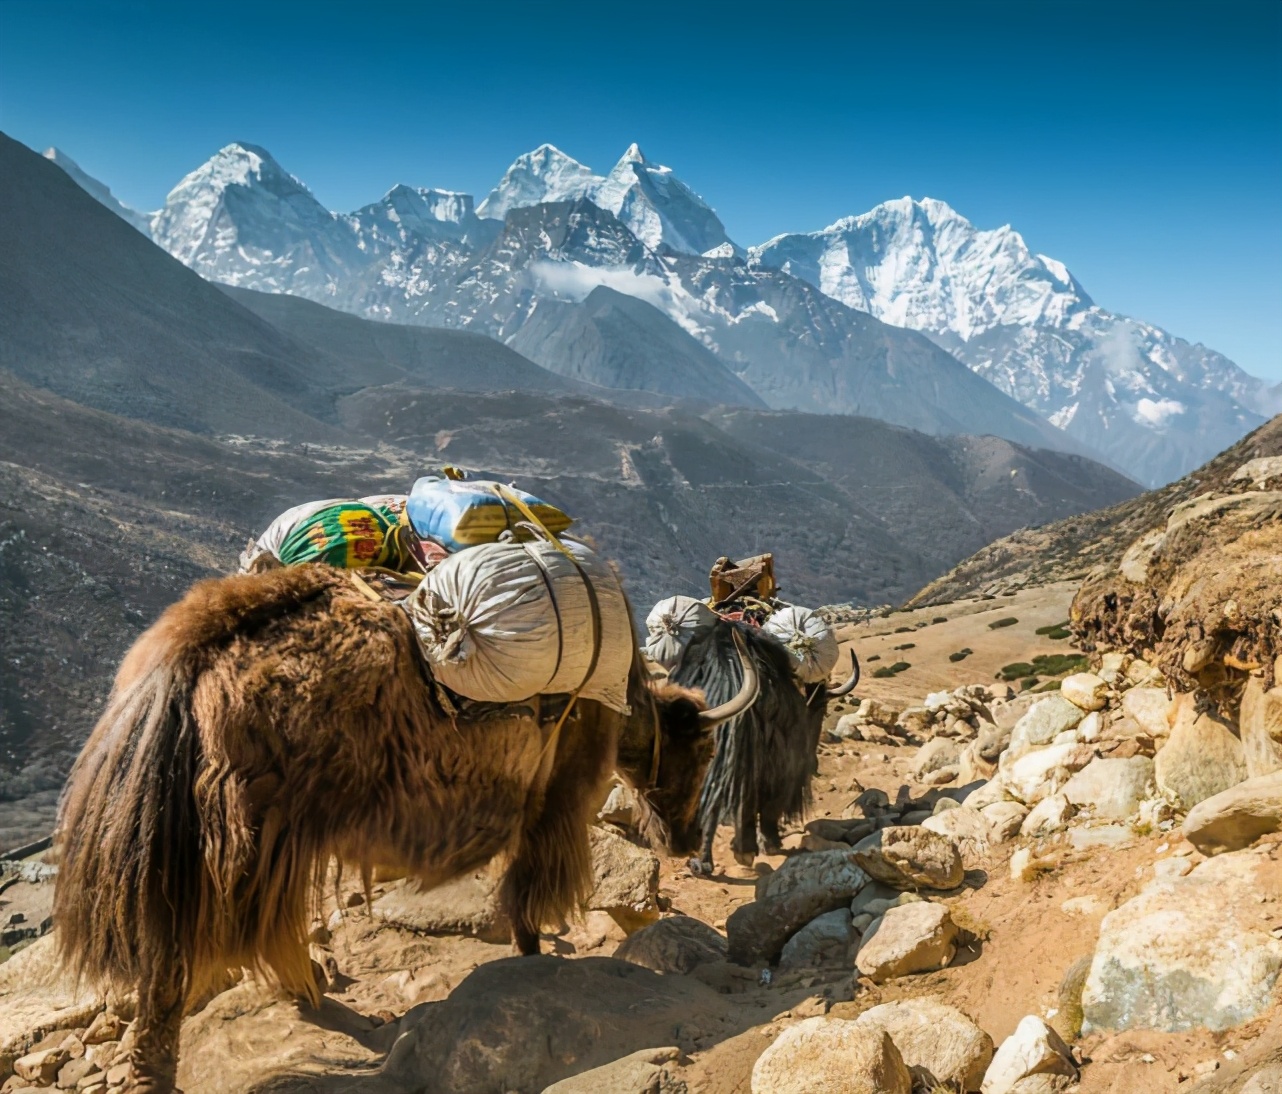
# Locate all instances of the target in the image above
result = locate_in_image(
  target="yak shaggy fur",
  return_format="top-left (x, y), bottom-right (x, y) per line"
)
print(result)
top-left (671, 619), bottom-right (826, 871)
top-left (53, 565), bottom-right (714, 1092)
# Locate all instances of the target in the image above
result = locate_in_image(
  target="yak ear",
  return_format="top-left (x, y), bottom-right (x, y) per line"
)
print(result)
top-left (650, 681), bottom-right (714, 741)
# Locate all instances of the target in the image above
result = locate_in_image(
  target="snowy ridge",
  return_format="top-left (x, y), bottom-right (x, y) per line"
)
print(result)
top-left (44, 141), bottom-right (1272, 485)
top-left (43, 147), bottom-right (153, 235)
top-left (751, 197), bottom-right (1272, 484)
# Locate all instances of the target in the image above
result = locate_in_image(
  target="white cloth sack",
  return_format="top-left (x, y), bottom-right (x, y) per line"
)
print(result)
top-left (643, 595), bottom-right (718, 669)
top-left (407, 538), bottom-right (632, 712)
top-left (764, 604), bottom-right (839, 683)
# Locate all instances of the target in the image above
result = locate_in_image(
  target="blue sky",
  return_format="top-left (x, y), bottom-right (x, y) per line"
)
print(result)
top-left (2, 0), bottom-right (1279, 380)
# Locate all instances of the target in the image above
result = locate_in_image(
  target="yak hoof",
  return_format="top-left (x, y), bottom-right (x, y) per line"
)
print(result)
top-left (687, 857), bottom-right (712, 877)
top-left (732, 849), bottom-right (756, 867)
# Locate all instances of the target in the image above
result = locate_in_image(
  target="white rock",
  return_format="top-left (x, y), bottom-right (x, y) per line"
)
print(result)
top-left (1060, 895), bottom-right (1106, 916)
top-left (1060, 673), bottom-right (1108, 712)
top-left (1097, 652), bottom-right (1129, 686)
top-left (1068, 824), bottom-right (1134, 850)
top-left (925, 690), bottom-right (954, 712)
top-left (1182, 771), bottom-right (1282, 856)
top-left (1155, 696), bottom-right (1248, 810)
top-left (980, 1016), bottom-right (1077, 1094)
top-left (1001, 743), bottom-right (1095, 806)
top-left (1020, 794), bottom-right (1073, 837)
top-left (1241, 678), bottom-right (1282, 779)
top-left (1009, 848), bottom-right (1037, 882)
top-left (913, 737), bottom-right (962, 777)
top-left (750, 1018), bottom-right (911, 1094)
top-left (981, 801), bottom-right (1029, 842)
top-left (1121, 687), bottom-right (1172, 738)
top-left (923, 807), bottom-right (992, 866)
top-left (854, 901), bottom-right (959, 983)
top-left (1078, 711), bottom-right (1103, 743)
top-left (1081, 850), bottom-right (1282, 1032)
top-left (1008, 697), bottom-right (1087, 761)
top-left (963, 779), bottom-right (1008, 811)
top-left (854, 999), bottom-right (993, 1092)
top-left (1062, 757), bottom-right (1155, 819)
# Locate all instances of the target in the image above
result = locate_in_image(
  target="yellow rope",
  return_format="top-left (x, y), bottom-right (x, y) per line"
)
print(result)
top-left (491, 483), bottom-right (576, 560)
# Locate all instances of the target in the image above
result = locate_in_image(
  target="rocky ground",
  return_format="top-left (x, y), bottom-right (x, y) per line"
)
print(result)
top-left (5, 562), bottom-right (1282, 1093)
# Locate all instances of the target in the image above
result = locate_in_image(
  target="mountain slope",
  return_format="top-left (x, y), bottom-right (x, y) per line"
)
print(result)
top-left (0, 133), bottom-right (338, 437)
top-left (751, 198), bottom-right (1268, 485)
top-left (908, 411), bottom-right (1282, 606)
top-left (42, 147), bottom-right (152, 234)
top-left (507, 285), bottom-right (766, 405)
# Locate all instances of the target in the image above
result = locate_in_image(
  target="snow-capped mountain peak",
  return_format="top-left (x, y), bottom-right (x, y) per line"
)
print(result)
top-left (476, 144), bottom-right (602, 221)
top-left (43, 146), bottom-right (152, 234)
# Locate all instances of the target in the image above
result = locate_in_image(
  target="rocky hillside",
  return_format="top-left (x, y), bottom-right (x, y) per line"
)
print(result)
top-left (909, 413), bottom-right (1282, 607)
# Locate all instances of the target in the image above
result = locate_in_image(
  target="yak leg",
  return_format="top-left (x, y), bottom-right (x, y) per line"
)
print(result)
top-left (501, 711), bottom-right (611, 956)
top-left (730, 783), bottom-right (759, 867)
top-left (758, 812), bottom-right (785, 857)
top-left (123, 960), bottom-right (185, 1093)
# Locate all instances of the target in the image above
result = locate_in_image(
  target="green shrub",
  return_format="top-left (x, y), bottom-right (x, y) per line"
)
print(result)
top-left (1020, 676), bottom-right (1039, 691)
top-left (933, 616), bottom-right (948, 624)
top-left (867, 654), bottom-right (882, 662)
top-left (1035, 620), bottom-right (1071, 636)
top-left (988, 617), bottom-right (1019, 630)
top-left (893, 642), bottom-right (916, 650)
top-left (894, 626), bottom-right (913, 633)
top-left (1030, 653), bottom-right (1088, 676)
top-left (998, 661), bottom-right (1035, 681)
top-left (949, 648), bottom-right (973, 663)
top-left (873, 661), bottom-right (911, 678)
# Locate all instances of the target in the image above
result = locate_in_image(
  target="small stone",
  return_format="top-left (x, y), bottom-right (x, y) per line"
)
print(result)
top-left (15, 1048), bottom-right (71, 1085)
top-left (1078, 711), bottom-right (1103, 743)
top-left (1060, 673), bottom-right (1108, 712)
top-left (980, 801), bottom-right (1028, 842)
top-left (1060, 895), bottom-right (1105, 916)
top-left (750, 1019), bottom-right (911, 1094)
top-left (854, 901), bottom-right (959, 983)
top-left (1068, 824), bottom-right (1133, 850)
top-left (587, 826), bottom-right (661, 931)
top-left (852, 826), bottom-right (964, 890)
top-left (980, 1015), bottom-right (1077, 1094)
top-left (1021, 794), bottom-right (1074, 837)
top-left (56, 1057), bottom-right (95, 1089)
top-left (1122, 687), bottom-right (1172, 737)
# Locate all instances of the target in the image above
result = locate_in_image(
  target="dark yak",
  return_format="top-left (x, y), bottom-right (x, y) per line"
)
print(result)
top-left (52, 565), bottom-right (756, 1092)
top-left (668, 617), bottom-right (858, 874)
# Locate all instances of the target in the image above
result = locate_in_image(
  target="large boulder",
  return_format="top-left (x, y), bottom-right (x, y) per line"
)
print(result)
top-left (1155, 697), bottom-right (1248, 810)
top-left (541, 1047), bottom-right (685, 1094)
top-left (614, 916), bottom-right (728, 974)
top-left (778, 909), bottom-right (856, 970)
top-left (726, 850), bottom-right (868, 965)
top-left (372, 873), bottom-right (510, 944)
top-left (1081, 850), bottom-right (1282, 1033)
top-left (853, 999), bottom-right (993, 1092)
top-left (852, 826), bottom-right (964, 890)
top-left (854, 901), bottom-right (959, 983)
top-left (384, 956), bottom-right (739, 1094)
top-left (587, 827), bottom-right (661, 931)
top-left (980, 1016), bottom-right (1077, 1094)
top-left (1008, 697), bottom-right (1086, 760)
top-left (750, 1019), bottom-right (910, 1094)
top-left (1182, 772), bottom-right (1282, 855)
top-left (1121, 687), bottom-right (1173, 737)
top-left (1060, 673), bottom-right (1108, 713)
top-left (1061, 757), bottom-right (1155, 819)
top-left (1242, 678), bottom-right (1282, 778)
top-left (1000, 743), bottom-right (1096, 806)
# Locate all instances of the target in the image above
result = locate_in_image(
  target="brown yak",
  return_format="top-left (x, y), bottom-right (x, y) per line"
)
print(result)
top-left (52, 565), bottom-right (755, 1092)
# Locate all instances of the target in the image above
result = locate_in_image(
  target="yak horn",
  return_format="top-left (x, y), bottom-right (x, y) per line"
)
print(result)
top-left (699, 629), bottom-right (759, 727)
top-left (827, 650), bottom-right (861, 697)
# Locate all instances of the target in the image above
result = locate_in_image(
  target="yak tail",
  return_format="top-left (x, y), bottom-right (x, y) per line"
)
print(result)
top-left (53, 642), bottom-right (204, 1002)
top-left (54, 568), bottom-right (338, 1007)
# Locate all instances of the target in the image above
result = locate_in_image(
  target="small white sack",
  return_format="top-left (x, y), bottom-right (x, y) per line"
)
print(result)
top-left (764, 604), bottom-right (839, 683)
top-left (644, 595), bottom-right (718, 669)
top-left (407, 538), bottom-right (632, 712)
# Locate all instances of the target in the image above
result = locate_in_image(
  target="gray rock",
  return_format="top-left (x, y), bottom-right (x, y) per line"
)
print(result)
top-left (1081, 850), bottom-right (1282, 1033)
top-left (981, 801), bottom-right (1029, 842)
top-left (750, 1019), bottom-right (911, 1094)
top-left (1155, 696), bottom-right (1248, 810)
top-left (854, 901), bottom-right (959, 983)
top-left (778, 909), bottom-right (855, 970)
top-left (1182, 771), bottom-right (1282, 855)
top-left (1020, 794), bottom-right (1074, 837)
top-left (1061, 757), bottom-right (1155, 819)
top-left (999, 743), bottom-right (1096, 805)
top-left (913, 737), bottom-right (962, 777)
top-left (588, 827), bottom-right (661, 931)
top-left (727, 850), bottom-right (868, 965)
top-left (614, 916), bottom-right (728, 974)
top-left (372, 873), bottom-right (510, 944)
top-left (852, 826), bottom-right (964, 890)
top-left (541, 1047), bottom-right (686, 1094)
top-left (854, 999), bottom-right (993, 1092)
